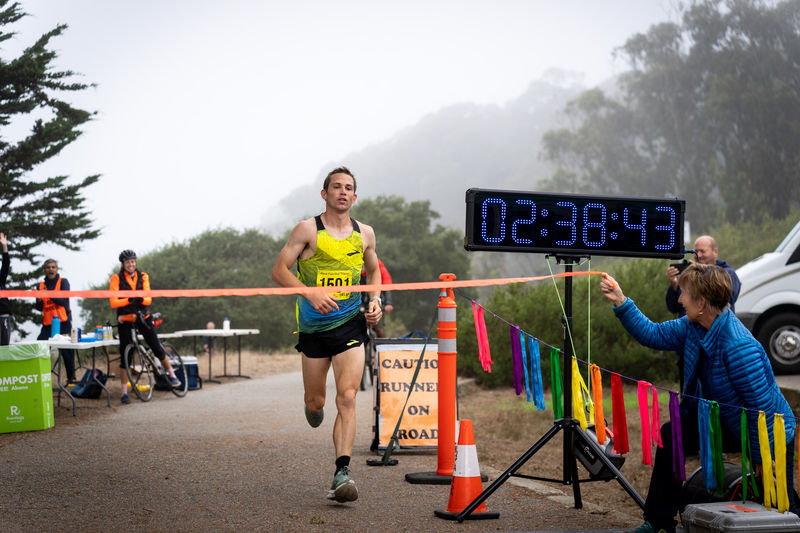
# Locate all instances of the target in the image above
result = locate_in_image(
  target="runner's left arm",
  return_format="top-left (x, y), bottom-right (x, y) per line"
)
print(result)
top-left (361, 224), bottom-right (382, 325)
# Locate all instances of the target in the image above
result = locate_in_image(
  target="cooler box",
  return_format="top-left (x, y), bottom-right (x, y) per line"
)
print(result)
top-left (180, 355), bottom-right (201, 390)
top-left (681, 501), bottom-right (800, 532)
top-left (0, 343), bottom-right (54, 433)
top-left (156, 355), bottom-right (201, 391)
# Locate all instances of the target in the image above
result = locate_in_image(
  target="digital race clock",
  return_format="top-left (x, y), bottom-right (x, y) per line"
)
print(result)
top-left (465, 189), bottom-right (685, 259)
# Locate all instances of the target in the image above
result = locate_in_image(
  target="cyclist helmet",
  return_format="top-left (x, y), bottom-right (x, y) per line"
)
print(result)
top-left (119, 249), bottom-right (137, 263)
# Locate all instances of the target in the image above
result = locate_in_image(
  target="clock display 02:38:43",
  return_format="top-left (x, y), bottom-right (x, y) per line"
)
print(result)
top-left (465, 189), bottom-right (685, 259)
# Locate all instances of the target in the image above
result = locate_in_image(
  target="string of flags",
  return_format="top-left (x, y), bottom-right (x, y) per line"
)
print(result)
top-left (470, 298), bottom-right (798, 511)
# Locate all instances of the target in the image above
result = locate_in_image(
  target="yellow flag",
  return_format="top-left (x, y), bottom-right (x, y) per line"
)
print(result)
top-left (758, 411), bottom-right (776, 510)
top-left (571, 358), bottom-right (587, 431)
top-left (775, 414), bottom-right (789, 513)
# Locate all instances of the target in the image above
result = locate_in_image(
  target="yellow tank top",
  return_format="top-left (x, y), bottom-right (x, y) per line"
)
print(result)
top-left (296, 215), bottom-right (363, 332)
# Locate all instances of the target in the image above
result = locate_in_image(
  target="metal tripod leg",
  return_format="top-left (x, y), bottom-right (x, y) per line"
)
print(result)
top-left (572, 424), bottom-right (645, 509)
top-left (456, 421), bottom-right (563, 521)
top-left (455, 418), bottom-right (645, 522)
top-left (564, 419), bottom-right (583, 508)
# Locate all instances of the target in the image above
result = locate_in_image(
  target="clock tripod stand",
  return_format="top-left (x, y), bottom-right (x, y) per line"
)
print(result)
top-left (455, 255), bottom-right (645, 522)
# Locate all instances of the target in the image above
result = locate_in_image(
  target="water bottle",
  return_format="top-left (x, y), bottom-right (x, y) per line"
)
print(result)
top-left (95, 325), bottom-right (103, 340)
top-left (223, 317), bottom-right (230, 331)
top-left (50, 315), bottom-right (60, 338)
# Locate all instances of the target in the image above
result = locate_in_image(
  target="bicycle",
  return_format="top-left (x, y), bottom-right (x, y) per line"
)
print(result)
top-left (117, 310), bottom-right (188, 401)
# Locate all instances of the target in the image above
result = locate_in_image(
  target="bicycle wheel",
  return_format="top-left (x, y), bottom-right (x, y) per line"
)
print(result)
top-left (124, 343), bottom-right (154, 402)
top-left (163, 342), bottom-right (188, 397)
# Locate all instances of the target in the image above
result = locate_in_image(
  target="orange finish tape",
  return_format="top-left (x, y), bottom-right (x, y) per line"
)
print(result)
top-left (0, 271), bottom-right (605, 299)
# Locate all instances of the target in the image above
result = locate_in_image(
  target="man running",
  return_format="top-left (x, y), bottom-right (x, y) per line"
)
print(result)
top-left (272, 166), bottom-right (382, 503)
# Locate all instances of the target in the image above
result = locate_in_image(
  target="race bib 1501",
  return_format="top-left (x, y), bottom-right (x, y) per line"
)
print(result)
top-left (316, 270), bottom-right (352, 300)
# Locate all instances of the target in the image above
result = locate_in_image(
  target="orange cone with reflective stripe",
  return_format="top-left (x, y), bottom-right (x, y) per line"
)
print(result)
top-left (434, 419), bottom-right (499, 520)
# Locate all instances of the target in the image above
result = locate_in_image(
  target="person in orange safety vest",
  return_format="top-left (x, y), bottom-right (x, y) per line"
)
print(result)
top-left (110, 249), bottom-right (180, 405)
top-left (34, 258), bottom-right (75, 382)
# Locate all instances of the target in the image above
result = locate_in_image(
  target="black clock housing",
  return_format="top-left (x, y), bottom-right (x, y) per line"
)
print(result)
top-left (465, 189), bottom-right (685, 259)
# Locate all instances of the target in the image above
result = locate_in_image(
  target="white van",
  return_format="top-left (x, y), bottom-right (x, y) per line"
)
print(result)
top-left (735, 219), bottom-right (800, 373)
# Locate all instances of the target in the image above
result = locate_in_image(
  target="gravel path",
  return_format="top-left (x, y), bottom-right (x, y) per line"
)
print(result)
top-left (0, 370), bottom-right (636, 532)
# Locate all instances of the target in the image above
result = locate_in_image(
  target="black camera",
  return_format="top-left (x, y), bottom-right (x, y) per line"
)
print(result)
top-left (670, 259), bottom-right (690, 273)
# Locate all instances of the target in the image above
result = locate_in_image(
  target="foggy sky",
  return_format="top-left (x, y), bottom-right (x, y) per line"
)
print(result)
top-left (5, 0), bottom-right (673, 333)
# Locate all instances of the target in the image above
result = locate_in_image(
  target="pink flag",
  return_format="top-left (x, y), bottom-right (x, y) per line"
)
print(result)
top-left (638, 381), bottom-right (653, 466)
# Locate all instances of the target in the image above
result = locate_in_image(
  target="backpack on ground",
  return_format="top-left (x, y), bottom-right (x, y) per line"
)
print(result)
top-left (71, 368), bottom-right (107, 399)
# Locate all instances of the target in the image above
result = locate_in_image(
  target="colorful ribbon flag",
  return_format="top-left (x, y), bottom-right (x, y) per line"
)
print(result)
top-left (471, 302), bottom-right (493, 372)
top-left (698, 399), bottom-right (716, 493)
top-left (775, 414), bottom-right (789, 513)
top-left (740, 408), bottom-right (759, 503)
top-left (550, 347), bottom-right (563, 419)
top-left (579, 367), bottom-right (594, 428)
top-left (528, 336), bottom-right (545, 411)
top-left (651, 386), bottom-right (663, 449)
top-left (758, 411), bottom-right (776, 510)
top-left (638, 381), bottom-right (653, 466)
top-left (572, 357), bottom-right (588, 431)
top-left (590, 364), bottom-right (606, 445)
top-left (519, 330), bottom-right (531, 402)
top-left (710, 401), bottom-right (725, 493)
top-left (669, 391), bottom-right (685, 483)
top-left (611, 373), bottom-right (629, 455)
top-left (510, 325), bottom-right (523, 395)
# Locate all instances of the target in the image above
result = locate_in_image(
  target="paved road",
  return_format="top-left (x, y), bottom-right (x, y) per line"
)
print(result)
top-left (0, 371), bottom-right (638, 532)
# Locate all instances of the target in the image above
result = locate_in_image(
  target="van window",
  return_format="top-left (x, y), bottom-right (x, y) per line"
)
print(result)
top-left (776, 219), bottom-right (800, 253)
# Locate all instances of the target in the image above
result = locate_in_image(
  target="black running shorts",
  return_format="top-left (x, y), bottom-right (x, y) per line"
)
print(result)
top-left (296, 312), bottom-right (368, 359)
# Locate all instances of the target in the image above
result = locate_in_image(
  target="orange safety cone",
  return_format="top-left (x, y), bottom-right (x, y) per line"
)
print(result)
top-left (434, 419), bottom-right (499, 520)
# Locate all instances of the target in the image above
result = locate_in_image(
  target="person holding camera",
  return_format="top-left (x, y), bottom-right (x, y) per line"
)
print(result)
top-left (109, 249), bottom-right (180, 404)
top-left (666, 235), bottom-right (741, 392)
top-left (665, 235), bottom-right (740, 315)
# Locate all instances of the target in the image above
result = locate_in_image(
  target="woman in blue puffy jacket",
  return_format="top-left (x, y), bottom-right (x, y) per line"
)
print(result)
top-left (600, 263), bottom-right (797, 533)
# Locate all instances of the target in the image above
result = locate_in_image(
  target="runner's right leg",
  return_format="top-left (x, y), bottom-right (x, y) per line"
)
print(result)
top-left (326, 346), bottom-right (364, 503)
top-left (301, 354), bottom-right (331, 427)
